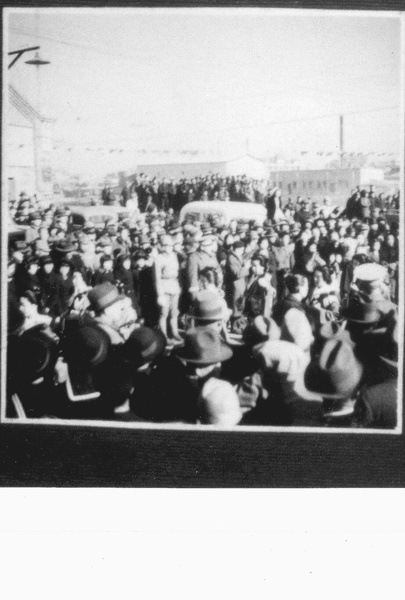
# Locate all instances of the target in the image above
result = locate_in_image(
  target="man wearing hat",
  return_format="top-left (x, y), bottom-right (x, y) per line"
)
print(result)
top-left (354, 311), bottom-right (398, 429)
top-left (7, 321), bottom-right (59, 418)
top-left (38, 255), bottom-right (59, 317)
top-left (185, 235), bottom-right (222, 302)
top-left (174, 328), bottom-right (233, 419)
top-left (224, 240), bottom-right (251, 322)
top-left (15, 255), bottom-right (41, 297)
top-left (294, 199), bottom-right (312, 226)
top-left (350, 263), bottom-right (392, 308)
top-left (25, 211), bottom-right (43, 245)
top-left (240, 339), bottom-right (322, 426)
top-left (380, 232), bottom-right (399, 303)
top-left (188, 290), bottom-right (228, 335)
top-left (88, 282), bottom-right (129, 345)
top-left (290, 222), bottom-right (301, 240)
top-left (273, 231), bottom-right (295, 301)
top-left (93, 254), bottom-right (115, 286)
top-left (304, 338), bottom-right (364, 427)
top-left (117, 327), bottom-right (167, 420)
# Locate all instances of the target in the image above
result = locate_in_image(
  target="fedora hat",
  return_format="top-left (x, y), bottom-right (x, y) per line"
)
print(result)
top-left (242, 316), bottom-right (281, 347)
top-left (54, 240), bottom-right (76, 254)
top-left (189, 291), bottom-right (223, 322)
top-left (88, 282), bottom-right (124, 312)
top-left (9, 326), bottom-right (58, 385)
top-left (175, 328), bottom-right (232, 365)
top-left (120, 327), bottom-right (166, 368)
top-left (168, 221), bottom-right (182, 235)
top-left (304, 338), bottom-right (363, 399)
top-left (62, 325), bottom-right (110, 368)
top-left (29, 211), bottom-right (42, 222)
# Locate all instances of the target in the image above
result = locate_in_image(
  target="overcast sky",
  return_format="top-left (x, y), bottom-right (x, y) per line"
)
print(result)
top-left (6, 8), bottom-right (402, 178)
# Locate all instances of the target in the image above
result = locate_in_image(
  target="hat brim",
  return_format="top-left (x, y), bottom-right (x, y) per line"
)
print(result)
top-left (175, 343), bottom-right (232, 365)
top-left (96, 292), bottom-right (125, 311)
top-left (305, 362), bottom-right (363, 400)
top-left (345, 315), bottom-right (381, 324)
top-left (379, 355), bottom-right (398, 369)
top-left (187, 312), bottom-right (223, 322)
top-left (122, 329), bottom-right (166, 366)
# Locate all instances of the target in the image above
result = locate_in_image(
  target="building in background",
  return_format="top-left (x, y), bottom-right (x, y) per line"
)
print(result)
top-left (6, 84), bottom-right (55, 200)
top-left (134, 154), bottom-right (268, 181)
top-left (269, 167), bottom-right (389, 206)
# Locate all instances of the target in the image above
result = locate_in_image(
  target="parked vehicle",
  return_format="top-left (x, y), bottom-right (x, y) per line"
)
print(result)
top-left (70, 205), bottom-right (139, 229)
top-left (179, 200), bottom-right (267, 226)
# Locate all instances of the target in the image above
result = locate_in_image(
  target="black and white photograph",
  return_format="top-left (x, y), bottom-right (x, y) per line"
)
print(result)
top-left (1, 6), bottom-right (404, 485)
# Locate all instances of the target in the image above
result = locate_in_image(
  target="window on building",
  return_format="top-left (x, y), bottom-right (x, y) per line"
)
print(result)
top-left (308, 181), bottom-right (313, 189)
top-left (330, 182), bottom-right (336, 193)
top-left (317, 181), bottom-right (322, 189)
top-left (293, 182), bottom-right (297, 190)
top-left (287, 183), bottom-right (292, 194)
top-left (323, 181), bottom-right (327, 188)
top-left (303, 182), bottom-right (307, 190)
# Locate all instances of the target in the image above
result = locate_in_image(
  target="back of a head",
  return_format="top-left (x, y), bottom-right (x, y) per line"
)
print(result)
top-left (285, 273), bottom-right (307, 295)
top-left (198, 378), bottom-right (242, 426)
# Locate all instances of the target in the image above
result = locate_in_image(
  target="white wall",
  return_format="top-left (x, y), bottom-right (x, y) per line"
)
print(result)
top-left (359, 168), bottom-right (384, 184)
top-left (136, 161), bottom-right (227, 179)
top-left (226, 155), bottom-right (267, 179)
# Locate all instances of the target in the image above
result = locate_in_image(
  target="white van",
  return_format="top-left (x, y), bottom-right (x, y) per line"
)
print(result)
top-left (179, 200), bottom-right (267, 226)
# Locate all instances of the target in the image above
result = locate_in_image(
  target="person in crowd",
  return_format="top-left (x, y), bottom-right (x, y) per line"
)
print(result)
top-left (304, 337), bottom-right (364, 427)
top-left (243, 255), bottom-right (276, 322)
top-left (15, 255), bottom-right (41, 298)
top-left (307, 265), bottom-right (340, 326)
top-left (6, 181), bottom-right (400, 429)
top-left (153, 234), bottom-right (181, 341)
top-left (272, 273), bottom-right (310, 326)
top-left (224, 240), bottom-right (251, 326)
top-left (69, 268), bottom-right (91, 315)
top-left (37, 255), bottom-right (59, 317)
top-left (114, 254), bottom-right (136, 308)
top-left (18, 289), bottom-right (53, 333)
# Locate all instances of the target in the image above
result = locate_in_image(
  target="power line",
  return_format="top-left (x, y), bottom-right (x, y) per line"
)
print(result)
top-left (139, 105), bottom-right (400, 142)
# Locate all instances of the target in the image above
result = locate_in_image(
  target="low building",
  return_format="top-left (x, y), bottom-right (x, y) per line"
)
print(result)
top-left (6, 84), bottom-right (55, 200)
top-left (269, 167), bottom-right (385, 205)
top-left (134, 154), bottom-right (268, 180)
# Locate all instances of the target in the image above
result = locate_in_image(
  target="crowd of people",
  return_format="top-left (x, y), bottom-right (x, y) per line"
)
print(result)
top-left (6, 178), bottom-right (400, 428)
